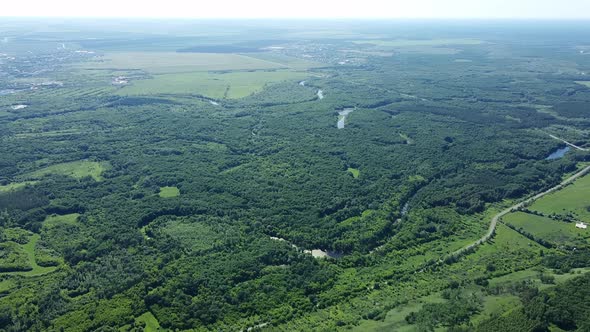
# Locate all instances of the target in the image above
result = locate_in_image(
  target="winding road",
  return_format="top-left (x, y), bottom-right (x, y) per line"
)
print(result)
top-left (447, 163), bottom-right (590, 260)
top-left (549, 134), bottom-right (589, 151)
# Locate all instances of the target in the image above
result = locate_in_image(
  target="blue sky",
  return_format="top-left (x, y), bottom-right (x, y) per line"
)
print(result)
top-left (1, 0), bottom-right (589, 19)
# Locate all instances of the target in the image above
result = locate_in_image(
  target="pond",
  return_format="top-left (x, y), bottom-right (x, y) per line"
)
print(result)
top-left (546, 146), bottom-right (570, 160)
top-left (337, 108), bottom-right (354, 129)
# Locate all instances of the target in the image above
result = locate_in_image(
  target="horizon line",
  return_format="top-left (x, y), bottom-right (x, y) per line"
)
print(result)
top-left (1, 16), bottom-right (590, 21)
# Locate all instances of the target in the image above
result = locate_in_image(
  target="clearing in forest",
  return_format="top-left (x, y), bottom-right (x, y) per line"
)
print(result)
top-left (159, 186), bottom-right (180, 198)
top-left (26, 161), bottom-right (109, 181)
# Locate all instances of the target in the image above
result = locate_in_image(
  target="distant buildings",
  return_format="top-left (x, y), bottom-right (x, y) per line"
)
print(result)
top-left (575, 222), bottom-right (588, 229)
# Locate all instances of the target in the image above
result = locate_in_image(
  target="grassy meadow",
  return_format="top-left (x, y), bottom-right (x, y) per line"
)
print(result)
top-left (158, 186), bottom-right (180, 198)
top-left (503, 211), bottom-right (589, 247)
top-left (117, 70), bottom-right (309, 99)
top-left (528, 174), bottom-right (590, 222)
top-left (78, 52), bottom-right (288, 73)
top-left (26, 161), bottom-right (109, 181)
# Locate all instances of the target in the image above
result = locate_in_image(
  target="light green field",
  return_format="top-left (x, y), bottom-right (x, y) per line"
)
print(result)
top-left (136, 312), bottom-right (163, 332)
top-left (471, 295), bottom-right (520, 324)
top-left (575, 81), bottom-right (590, 88)
top-left (503, 212), bottom-right (588, 246)
top-left (43, 213), bottom-right (80, 228)
top-left (120, 311), bottom-right (165, 332)
top-left (245, 53), bottom-right (323, 70)
top-left (347, 168), bottom-right (360, 179)
top-left (528, 174), bottom-right (590, 221)
top-left (27, 161), bottom-right (109, 181)
top-left (117, 70), bottom-right (309, 99)
top-left (162, 218), bottom-right (220, 252)
top-left (0, 181), bottom-right (37, 192)
top-left (353, 39), bottom-right (484, 47)
top-left (159, 186), bottom-right (180, 198)
top-left (352, 293), bottom-right (446, 332)
top-left (489, 267), bottom-right (590, 290)
top-left (78, 52), bottom-right (288, 74)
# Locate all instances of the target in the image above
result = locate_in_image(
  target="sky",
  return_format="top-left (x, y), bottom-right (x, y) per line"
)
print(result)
top-left (1, 0), bottom-right (589, 19)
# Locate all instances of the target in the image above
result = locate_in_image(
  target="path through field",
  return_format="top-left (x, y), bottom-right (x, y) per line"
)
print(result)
top-left (448, 164), bottom-right (590, 259)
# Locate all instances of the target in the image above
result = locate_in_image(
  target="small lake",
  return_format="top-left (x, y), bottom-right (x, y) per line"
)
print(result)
top-left (546, 146), bottom-right (570, 160)
top-left (337, 109), bottom-right (354, 129)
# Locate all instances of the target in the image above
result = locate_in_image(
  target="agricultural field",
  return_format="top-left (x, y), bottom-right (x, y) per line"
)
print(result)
top-left (528, 174), bottom-right (590, 222)
top-left (117, 70), bottom-right (309, 99)
top-left (503, 211), bottom-right (589, 247)
top-left (77, 52), bottom-right (290, 73)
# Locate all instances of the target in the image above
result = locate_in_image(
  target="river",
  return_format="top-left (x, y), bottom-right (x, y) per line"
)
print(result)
top-left (546, 146), bottom-right (570, 160)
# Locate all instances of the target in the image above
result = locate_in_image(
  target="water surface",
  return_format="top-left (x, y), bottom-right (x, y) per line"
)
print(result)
top-left (546, 146), bottom-right (570, 160)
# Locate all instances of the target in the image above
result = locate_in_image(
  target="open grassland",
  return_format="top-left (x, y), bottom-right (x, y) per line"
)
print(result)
top-left (0, 181), bottom-right (37, 192)
top-left (135, 312), bottom-right (163, 332)
top-left (347, 167), bottom-right (360, 178)
top-left (117, 70), bottom-right (309, 99)
top-left (245, 52), bottom-right (324, 70)
top-left (43, 213), bottom-right (80, 229)
top-left (27, 161), bottom-right (109, 181)
top-left (158, 186), bottom-right (180, 198)
top-left (77, 52), bottom-right (289, 74)
top-left (353, 38), bottom-right (484, 47)
top-left (528, 174), bottom-right (590, 221)
top-left (162, 218), bottom-right (220, 252)
top-left (503, 212), bottom-right (589, 247)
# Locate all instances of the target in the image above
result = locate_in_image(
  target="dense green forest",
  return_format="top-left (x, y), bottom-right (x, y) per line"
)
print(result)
top-left (0, 19), bottom-right (590, 331)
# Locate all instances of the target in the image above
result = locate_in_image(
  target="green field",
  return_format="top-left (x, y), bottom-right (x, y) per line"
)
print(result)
top-left (78, 52), bottom-right (289, 74)
top-left (575, 81), bottom-right (590, 88)
top-left (43, 213), bottom-right (80, 228)
top-left (503, 212), bottom-right (589, 246)
top-left (528, 174), bottom-right (590, 221)
top-left (158, 186), bottom-right (180, 198)
top-left (245, 53), bottom-right (323, 70)
top-left (0, 181), bottom-right (37, 192)
top-left (347, 167), bottom-right (360, 178)
top-left (161, 217), bottom-right (220, 252)
top-left (27, 161), bottom-right (109, 181)
top-left (117, 70), bottom-right (309, 99)
top-left (136, 312), bottom-right (163, 332)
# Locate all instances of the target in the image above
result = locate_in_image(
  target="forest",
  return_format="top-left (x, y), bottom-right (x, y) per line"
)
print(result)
top-left (0, 19), bottom-right (590, 331)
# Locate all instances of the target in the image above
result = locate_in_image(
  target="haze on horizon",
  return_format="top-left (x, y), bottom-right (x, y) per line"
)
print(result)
top-left (1, 0), bottom-right (590, 20)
